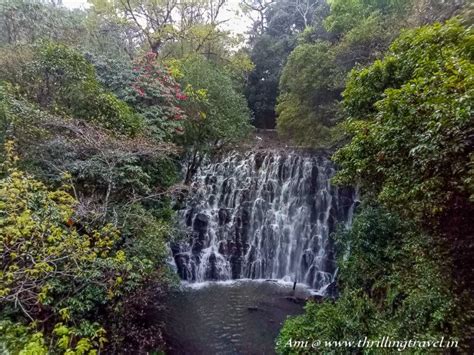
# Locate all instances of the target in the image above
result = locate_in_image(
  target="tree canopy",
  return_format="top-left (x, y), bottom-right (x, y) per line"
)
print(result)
top-left (172, 55), bottom-right (252, 182)
top-left (0, 0), bottom-right (472, 353)
top-left (278, 18), bottom-right (473, 353)
top-left (0, 0), bottom-right (252, 352)
top-left (274, 0), bottom-right (466, 146)
top-left (244, 0), bottom-right (329, 128)
top-left (334, 20), bottom-right (473, 224)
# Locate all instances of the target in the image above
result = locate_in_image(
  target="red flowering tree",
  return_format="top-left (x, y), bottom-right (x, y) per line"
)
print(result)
top-left (130, 52), bottom-right (187, 141)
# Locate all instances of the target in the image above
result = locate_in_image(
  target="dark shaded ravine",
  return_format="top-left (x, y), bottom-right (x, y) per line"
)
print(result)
top-left (163, 280), bottom-right (311, 354)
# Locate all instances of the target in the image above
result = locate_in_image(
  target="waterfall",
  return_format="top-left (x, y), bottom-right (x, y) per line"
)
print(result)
top-left (172, 150), bottom-right (355, 292)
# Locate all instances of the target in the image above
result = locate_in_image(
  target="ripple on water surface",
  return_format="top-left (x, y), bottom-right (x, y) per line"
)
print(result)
top-left (163, 280), bottom-right (311, 355)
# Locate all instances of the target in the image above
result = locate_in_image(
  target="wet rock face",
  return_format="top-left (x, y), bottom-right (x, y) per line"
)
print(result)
top-left (193, 213), bottom-right (209, 234)
top-left (218, 208), bottom-right (230, 225)
top-left (172, 151), bottom-right (355, 292)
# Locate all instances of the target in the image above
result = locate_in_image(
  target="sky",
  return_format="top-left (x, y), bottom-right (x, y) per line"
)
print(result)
top-left (63, 0), bottom-right (88, 9)
top-left (62, 0), bottom-right (252, 36)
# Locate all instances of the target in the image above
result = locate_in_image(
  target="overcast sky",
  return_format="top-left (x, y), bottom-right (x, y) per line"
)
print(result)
top-left (62, 0), bottom-right (252, 36)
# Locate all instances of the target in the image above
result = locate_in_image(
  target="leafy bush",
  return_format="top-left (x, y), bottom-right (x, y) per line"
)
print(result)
top-left (1, 68), bottom-right (180, 352)
top-left (333, 19), bottom-right (473, 227)
top-left (276, 41), bottom-right (341, 147)
top-left (0, 43), bottom-right (143, 135)
top-left (89, 52), bottom-right (188, 141)
top-left (275, 0), bottom-right (414, 146)
top-left (0, 82), bottom-right (50, 157)
top-left (129, 52), bottom-right (187, 141)
top-left (175, 55), bottom-right (252, 146)
top-left (277, 206), bottom-right (463, 354)
top-left (0, 141), bottom-right (129, 353)
top-left (330, 20), bottom-right (474, 348)
top-left (0, 0), bottom-right (87, 46)
top-left (172, 55), bottom-right (252, 182)
top-left (0, 140), bottom-right (177, 353)
top-left (0, 320), bottom-right (48, 354)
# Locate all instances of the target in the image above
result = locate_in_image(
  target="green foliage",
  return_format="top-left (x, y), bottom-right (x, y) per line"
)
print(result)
top-left (0, 141), bottom-right (127, 353)
top-left (0, 43), bottom-right (143, 135)
top-left (278, 18), bottom-right (473, 355)
top-left (277, 206), bottom-right (462, 354)
top-left (0, 320), bottom-right (48, 355)
top-left (245, 0), bottom-right (329, 128)
top-left (275, 0), bottom-right (415, 146)
top-left (0, 52), bottom-right (180, 351)
top-left (0, 139), bottom-right (176, 353)
top-left (119, 204), bottom-right (171, 261)
top-left (0, 0), bottom-right (87, 46)
top-left (89, 0), bottom-right (245, 60)
top-left (0, 78), bottom-right (178, 205)
top-left (274, 0), bottom-right (467, 146)
top-left (245, 34), bottom-right (297, 129)
top-left (0, 0), bottom-right (255, 353)
top-left (88, 52), bottom-right (188, 141)
top-left (177, 56), bottom-right (251, 146)
top-left (276, 41), bottom-right (341, 146)
top-left (172, 55), bottom-right (252, 181)
top-left (324, 0), bottom-right (367, 34)
top-left (0, 82), bottom-right (50, 157)
top-left (0, 68), bottom-right (179, 353)
top-left (324, 0), bottom-right (411, 34)
top-left (333, 20), bottom-right (473, 223)
top-left (128, 52), bottom-right (187, 141)
top-left (335, 206), bottom-right (458, 340)
top-left (332, 23), bottom-right (474, 334)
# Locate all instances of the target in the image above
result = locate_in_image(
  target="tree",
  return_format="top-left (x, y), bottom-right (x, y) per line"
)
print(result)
top-left (274, 0), bottom-right (414, 145)
top-left (333, 19), bottom-right (473, 312)
top-left (333, 19), bottom-right (473, 227)
top-left (0, 49), bottom-right (181, 351)
top-left (245, 33), bottom-right (294, 129)
top-left (0, 2), bottom-right (186, 353)
top-left (127, 52), bottom-right (187, 140)
top-left (323, 0), bottom-right (410, 35)
top-left (84, 10), bottom-right (141, 59)
top-left (276, 40), bottom-right (340, 146)
top-left (277, 206), bottom-right (464, 354)
top-left (0, 0), bottom-right (87, 46)
top-left (172, 55), bottom-right (252, 182)
top-left (405, 0), bottom-right (468, 27)
top-left (241, 0), bottom-right (274, 35)
top-left (274, 0), bottom-right (469, 146)
top-left (245, 0), bottom-right (329, 128)
top-left (0, 43), bottom-right (143, 135)
top-left (0, 141), bottom-right (127, 353)
top-left (89, 0), bottom-right (232, 55)
top-left (89, 0), bottom-right (176, 54)
top-left (274, 0), bottom-right (470, 145)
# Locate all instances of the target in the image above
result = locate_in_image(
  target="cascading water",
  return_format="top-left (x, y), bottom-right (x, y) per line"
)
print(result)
top-left (172, 150), bottom-right (355, 292)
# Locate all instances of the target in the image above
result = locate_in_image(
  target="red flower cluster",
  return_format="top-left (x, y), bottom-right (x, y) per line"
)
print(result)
top-left (132, 84), bottom-right (145, 97)
top-left (131, 52), bottom-right (187, 103)
top-left (129, 52), bottom-right (188, 137)
top-left (175, 92), bottom-right (187, 100)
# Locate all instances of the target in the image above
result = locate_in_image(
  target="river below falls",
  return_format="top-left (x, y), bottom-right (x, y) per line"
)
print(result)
top-left (163, 280), bottom-right (312, 354)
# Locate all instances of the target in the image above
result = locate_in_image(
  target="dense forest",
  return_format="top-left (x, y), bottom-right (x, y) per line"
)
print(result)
top-left (0, 0), bottom-right (472, 354)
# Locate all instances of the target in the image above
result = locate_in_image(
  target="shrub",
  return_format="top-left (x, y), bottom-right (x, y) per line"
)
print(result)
top-left (277, 206), bottom-right (463, 354)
